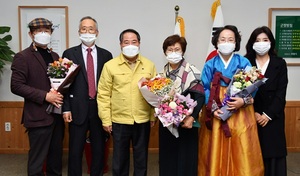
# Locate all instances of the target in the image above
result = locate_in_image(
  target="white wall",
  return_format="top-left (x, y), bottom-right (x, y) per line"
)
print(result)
top-left (1, 0), bottom-right (299, 101)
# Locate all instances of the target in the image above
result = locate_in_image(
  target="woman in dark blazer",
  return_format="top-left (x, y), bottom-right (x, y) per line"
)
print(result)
top-left (245, 26), bottom-right (288, 176)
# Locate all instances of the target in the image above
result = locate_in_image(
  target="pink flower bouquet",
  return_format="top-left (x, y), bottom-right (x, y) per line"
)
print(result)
top-left (138, 76), bottom-right (197, 137)
top-left (155, 93), bottom-right (197, 137)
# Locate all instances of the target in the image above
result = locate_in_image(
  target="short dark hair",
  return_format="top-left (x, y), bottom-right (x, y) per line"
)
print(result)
top-left (245, 26), bottom-right (277, 59)
top-left (162, 34), bottom-right (187, 55)
top-left (119, 29), bottom-right (141, 43)
top-left (211, 25), bottom-right (241, 52)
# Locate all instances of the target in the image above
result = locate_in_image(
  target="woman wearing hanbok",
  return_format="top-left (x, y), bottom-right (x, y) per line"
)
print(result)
top-left (245, 26), bottom-right (288, 176)
top-left (159, 34), bottom-right (205, 176)
top-left (198, 25), bottom-right (264, 176)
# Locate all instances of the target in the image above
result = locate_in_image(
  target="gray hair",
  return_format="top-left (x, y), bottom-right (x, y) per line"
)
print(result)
top-left (78, 16), bottom-right (98, 30)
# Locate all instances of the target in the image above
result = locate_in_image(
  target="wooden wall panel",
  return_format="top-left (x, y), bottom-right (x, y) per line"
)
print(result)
top-left (285, 101), bottom-right (300, 151)
top-left (1, 101), bottom-right (299, 153)
top-left (0, 102), bottom-right (29, 153)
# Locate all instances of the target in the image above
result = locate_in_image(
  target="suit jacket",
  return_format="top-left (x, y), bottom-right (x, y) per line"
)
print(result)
top-left (11, 44), bottom-right (59, 128)
top-left (62, 44), bottom-right (112, 125)
top-left (249, 56), bottom-right (288, 158)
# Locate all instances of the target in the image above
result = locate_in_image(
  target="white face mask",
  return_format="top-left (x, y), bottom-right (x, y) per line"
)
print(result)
top-left (253, 42), bottom-right (271, 56)
top-left (122, 45), bottom-right (140, 58)
top-left (34, 32), bottom-right (51, 46)
top-left (217, 42), bottom-right (235, 55)
top-left (79, 33), bottom-right (97, 46)
top-left (166, 52), bottom-right (183, 64)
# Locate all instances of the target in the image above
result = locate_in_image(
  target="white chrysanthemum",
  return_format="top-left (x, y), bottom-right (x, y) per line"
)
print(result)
top-left (169, 101), bottom-right (177, 109)
top-left (245, 81), bottom-right (252, 87)
top-left (233, 81), bottom-right (242, 89)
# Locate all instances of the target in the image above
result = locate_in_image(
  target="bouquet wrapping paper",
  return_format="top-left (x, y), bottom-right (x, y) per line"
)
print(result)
top-left (46, 58), bottom-right (80, 114)
top-left (138, 76), bottom-right (197, 137)
top-left (219, 66), bottom-right (267, 121)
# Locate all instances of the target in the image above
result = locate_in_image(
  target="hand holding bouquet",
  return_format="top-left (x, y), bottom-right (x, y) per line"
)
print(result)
top-left (138, 76), bottom-right (197, 137)
top-left (46, 58), bottom-right (80, 114)
top-left (219, 66), bottom-right (267, 121)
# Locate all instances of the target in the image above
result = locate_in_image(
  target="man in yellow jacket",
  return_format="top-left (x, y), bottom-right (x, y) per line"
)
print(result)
top-left (97, 29), bottom-right (156, 176)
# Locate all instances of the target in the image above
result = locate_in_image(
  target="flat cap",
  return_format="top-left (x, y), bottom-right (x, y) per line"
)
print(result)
top-left (28, 18), bottom-right (53, 27)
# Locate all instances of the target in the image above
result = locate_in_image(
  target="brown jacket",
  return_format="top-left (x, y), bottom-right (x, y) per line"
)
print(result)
top-left (11, 44), bottom-right (59, 128)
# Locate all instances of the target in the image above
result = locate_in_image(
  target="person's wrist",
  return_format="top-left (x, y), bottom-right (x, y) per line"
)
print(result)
top-left (188, 116), bottom-right (195, 123)
top-left (243, 97), bottom-right (251, 107)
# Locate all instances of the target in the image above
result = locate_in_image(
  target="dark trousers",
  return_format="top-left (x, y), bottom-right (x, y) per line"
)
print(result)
top-left (27, 115), bottom-right (65, 176)
top-left (68, 99), bottom-right (106, 176)
top-left (112, 122), bottom-right (150, 176)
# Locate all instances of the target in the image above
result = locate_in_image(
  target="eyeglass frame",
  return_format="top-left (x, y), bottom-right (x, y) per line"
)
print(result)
top-left (165, 47), bottom-right (182, 54)
top-left (79, 27), bottom-right (98, 34)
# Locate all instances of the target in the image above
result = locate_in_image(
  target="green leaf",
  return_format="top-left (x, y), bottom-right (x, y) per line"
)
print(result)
top-left (3, 35), bottom-right (12, 41)
top-left (0, 59), bottom-right (4, 73)
top-left (7, 49), bottom-right (15, 55)
top-left (0, 49), bottom-right (14, 62)
top-left (0, 38), bottom-right (8, 46)
top-left (0, 26), bottom-right (14, 74)
top-left (0, 59), bottom-right (4, 65)
top-left (0, 26), bottom-right (10, 34)
top-left (0, 45), bottom-right (10, 50)
top-left (0, 47), bottom-right (15, 57)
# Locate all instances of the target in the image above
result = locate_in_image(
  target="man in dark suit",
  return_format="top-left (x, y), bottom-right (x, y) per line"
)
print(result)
top-left (62, 16), bottom-right (112, 176)
top-left (11, 18), bottom-right (65, 176)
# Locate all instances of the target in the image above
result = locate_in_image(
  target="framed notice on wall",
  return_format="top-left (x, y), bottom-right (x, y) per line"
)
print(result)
top-left (268, 8), bottom-right (300, 66)
top-left (18, 6), bottom-right (69, 56)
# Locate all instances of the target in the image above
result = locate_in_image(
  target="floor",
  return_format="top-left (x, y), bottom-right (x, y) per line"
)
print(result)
top-left (0, 152), bottom-right (299, 175)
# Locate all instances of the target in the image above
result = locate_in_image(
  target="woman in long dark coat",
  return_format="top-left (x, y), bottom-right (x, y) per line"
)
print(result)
top-left (245, 26), bottom-right (288, 176)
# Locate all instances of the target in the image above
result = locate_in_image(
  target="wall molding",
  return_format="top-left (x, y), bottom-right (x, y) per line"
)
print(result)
top-left (0, 101), bottom-right (299, 153)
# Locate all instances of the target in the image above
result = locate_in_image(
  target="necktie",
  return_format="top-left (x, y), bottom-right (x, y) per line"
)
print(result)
top-left (87, 48), bottom-right (96, 98)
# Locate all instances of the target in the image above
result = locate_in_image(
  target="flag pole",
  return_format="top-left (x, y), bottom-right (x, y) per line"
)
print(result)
top-left (174, 5), bottom-right (179, 24)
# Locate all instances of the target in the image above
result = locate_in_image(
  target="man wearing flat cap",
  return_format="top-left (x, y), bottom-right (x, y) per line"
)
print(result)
top-left (11, 17), bottom-right (65, 176)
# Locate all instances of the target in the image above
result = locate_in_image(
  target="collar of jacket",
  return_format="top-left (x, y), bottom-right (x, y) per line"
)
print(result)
top-left (118, 53), bottom-right (141, 65)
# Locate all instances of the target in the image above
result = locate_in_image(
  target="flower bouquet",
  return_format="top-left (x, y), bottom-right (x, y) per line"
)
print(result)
top-left (46, 58), bottom-right (80, 114)
top-left (155, 93), bottom-right (197, 138)
top-left (138, 76), bottom-right (198, 137)
top-left (219, 66), bottom-right (267, 121)
top-left (138, 76), bottom-right (174, 107)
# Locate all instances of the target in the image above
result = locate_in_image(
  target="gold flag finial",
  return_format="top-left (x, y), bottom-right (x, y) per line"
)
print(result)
top-left (211, 0), bottom-right (221, 19)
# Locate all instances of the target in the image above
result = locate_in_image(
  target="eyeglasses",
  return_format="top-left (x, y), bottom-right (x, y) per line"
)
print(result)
top-left (218, 37), bottom-right (235, 43)
top-left (79, 27), bottom-right (97, 33)
top-left (166, 47), bottom-right (182, 53)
